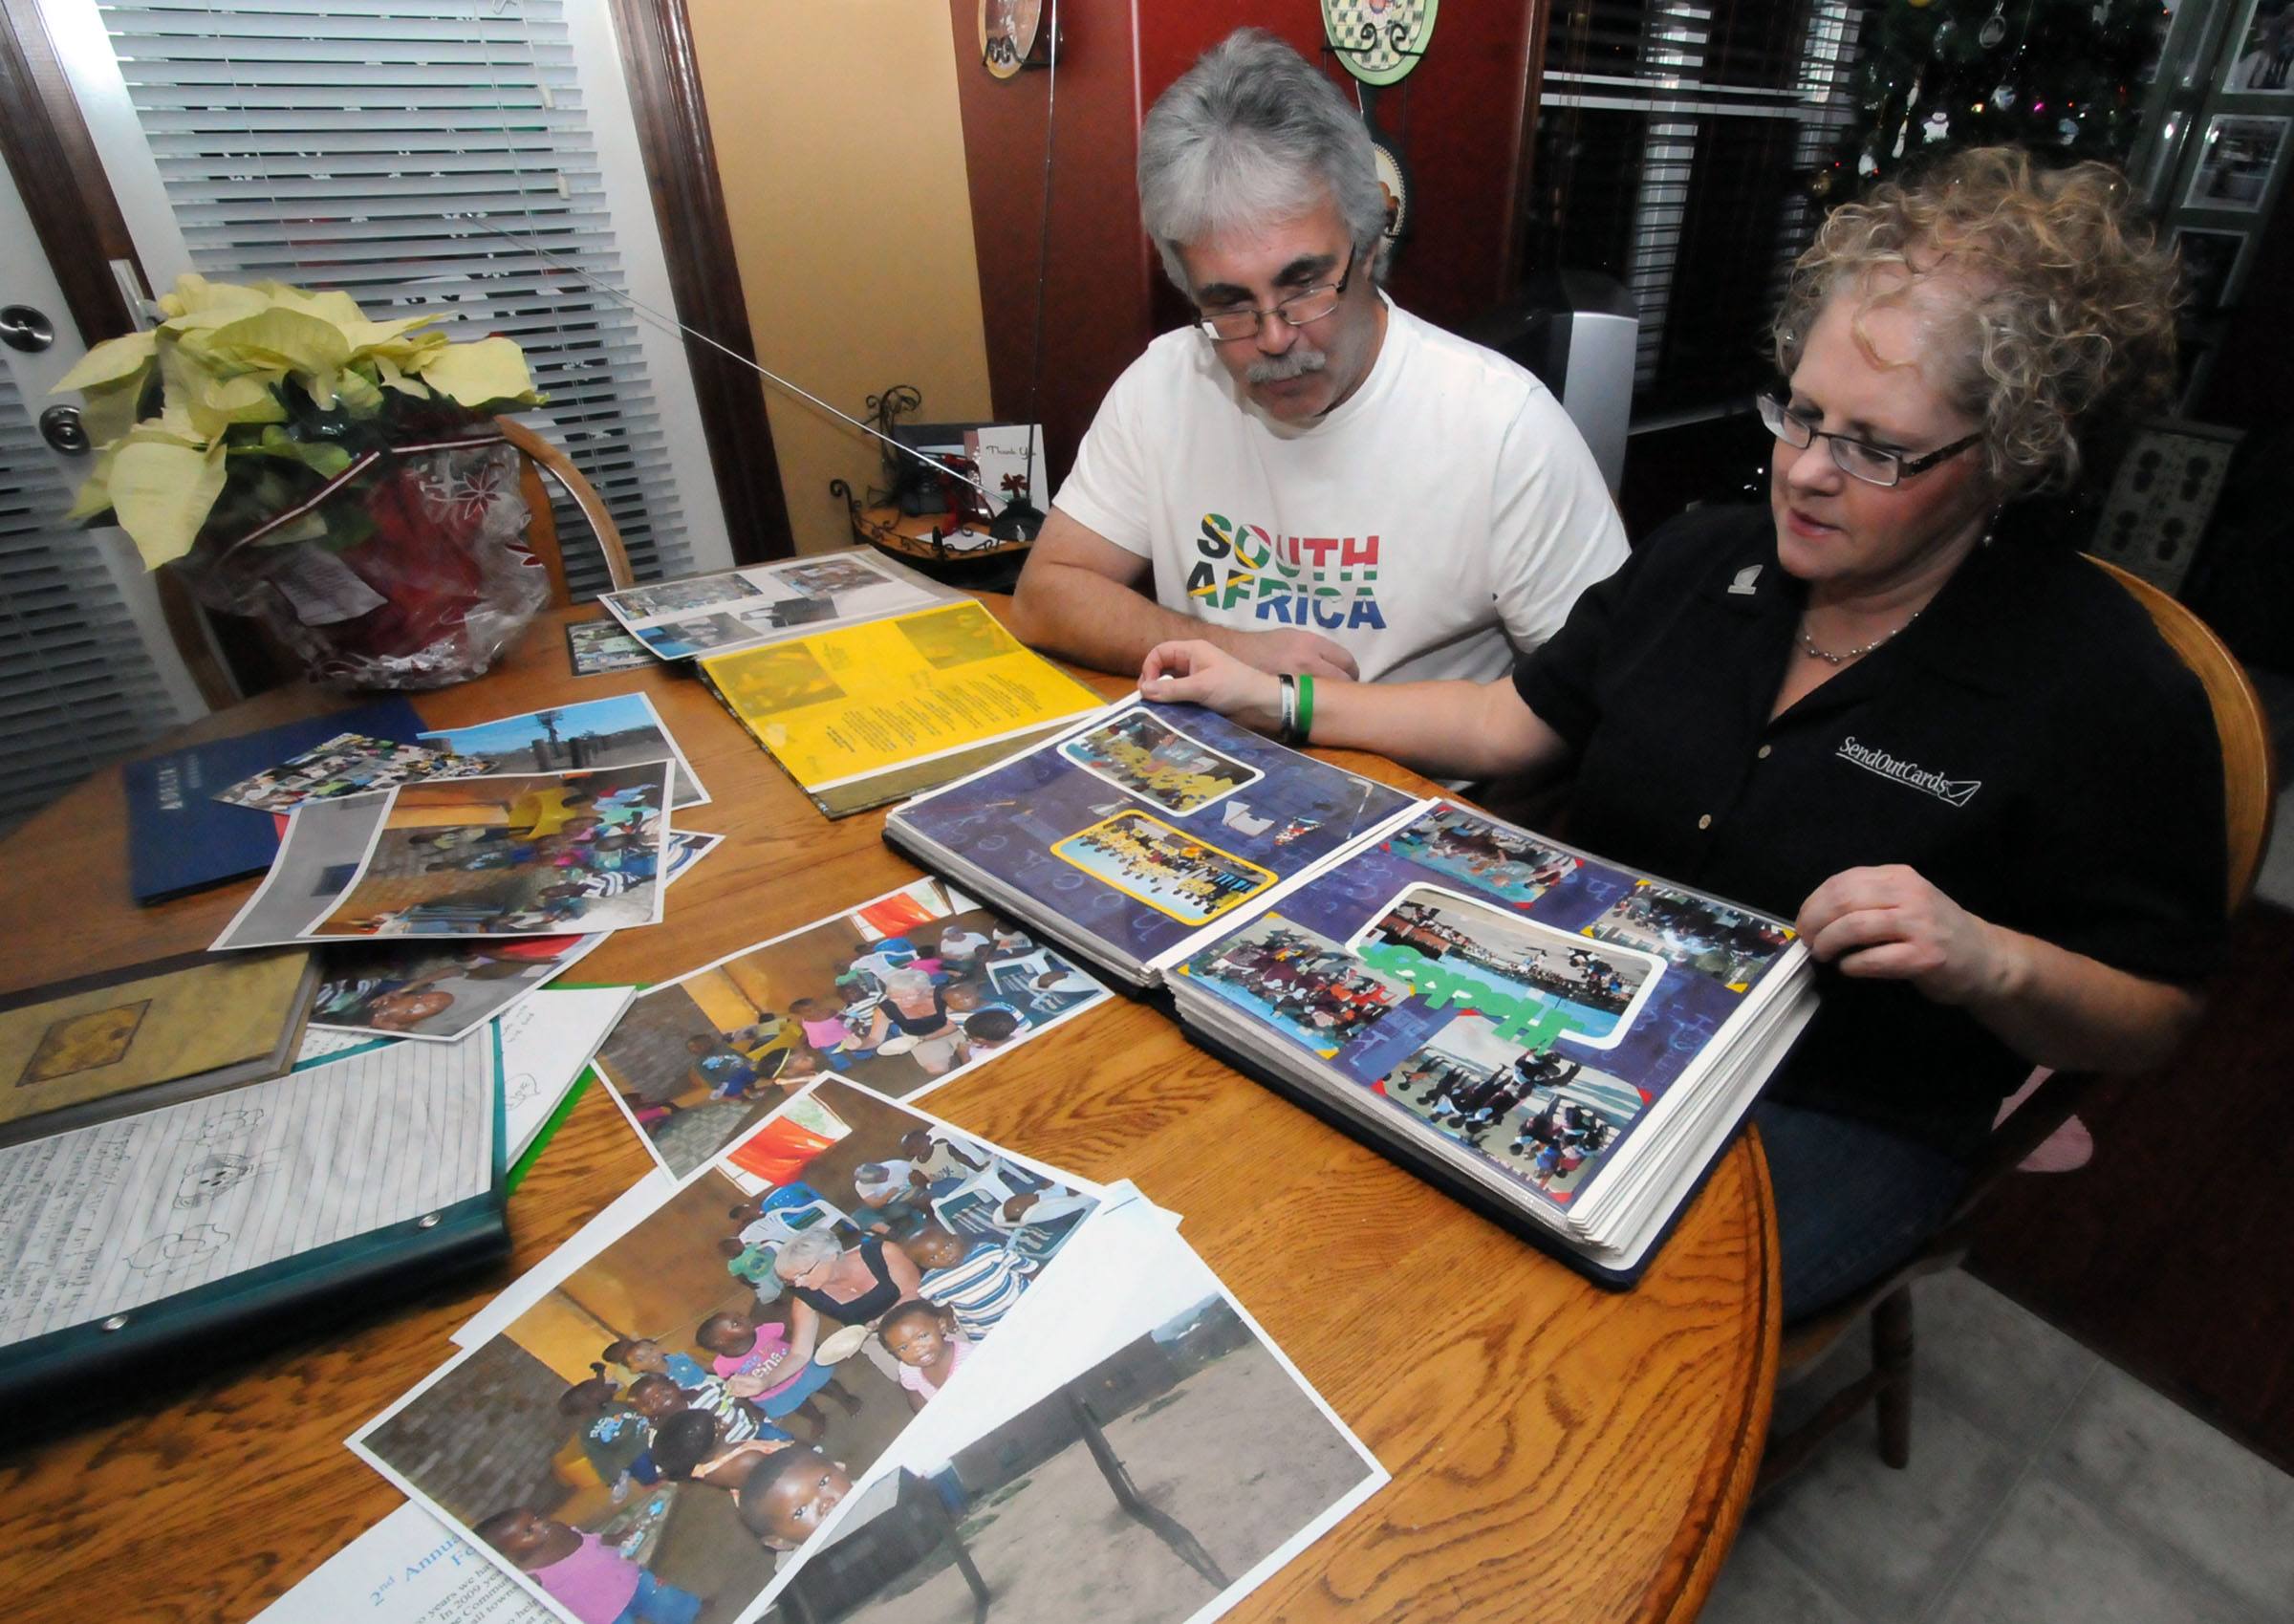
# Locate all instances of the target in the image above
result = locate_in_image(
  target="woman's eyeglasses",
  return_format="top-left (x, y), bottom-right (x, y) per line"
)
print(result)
top-left (1756, 393), bottom-right (1981, 487)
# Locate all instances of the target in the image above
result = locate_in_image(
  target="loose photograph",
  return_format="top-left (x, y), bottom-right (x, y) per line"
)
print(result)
top-left (352, 1080), bottom-right (1100, 1624)
top-left (1049, 810), bottom-right (1276, 927)
top-left (567, 619), bottom-right (657, 676)
top-left (1377, 1014), bottom-right (1644, 1201)
top-left (1385, 804), bottom-right (1580, 906)
top-left (1179, 913), bottom-right (1408, 1053)
top-left (216, 731), bottom-right (487, 812)
top-left (1056, 709), bottom-right (1262, 817)
top-left (311, 934), bottom-right (605, 1042)
top-left (2186, 114), bottom-right (2290, 209)
top-left (1348, 884), bottom-right (1663, 1050)
top-left (421, 694), bottom-right (710, 811)
top-left (774, 1204), bottom-right (1383, 1624)
top-left (637, 613), bottom-right (753, 660)
top-left (1583, 881), bottom-right (1793, 991)
top-left (306, 763), bottom-right (673, 940)
top-left (593, 878), bottom-right (1106, 1180)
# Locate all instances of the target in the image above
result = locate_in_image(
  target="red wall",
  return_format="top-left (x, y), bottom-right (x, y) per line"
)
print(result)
top-left (949, 2), bottom-right (1542, 488)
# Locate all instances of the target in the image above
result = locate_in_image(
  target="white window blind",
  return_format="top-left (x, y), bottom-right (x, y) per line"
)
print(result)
top-left (83, 0), bottom-right (712, 593)
top-left (0, 371), bottom-right (178, 835)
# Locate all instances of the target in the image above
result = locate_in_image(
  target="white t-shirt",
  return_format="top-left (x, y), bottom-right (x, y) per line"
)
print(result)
top-left (1053, 298), bottom-right (1628, 684)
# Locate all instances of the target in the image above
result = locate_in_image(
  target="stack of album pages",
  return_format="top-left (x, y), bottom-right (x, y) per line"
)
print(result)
top-left (887, 698), bottom-right (1817, 1283)
top-left (339, 1078), bottom-right (1385, 1624)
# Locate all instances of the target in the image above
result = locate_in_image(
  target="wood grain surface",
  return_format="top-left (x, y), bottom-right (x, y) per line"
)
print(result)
top-left (0, 604), bottom-right (1778, 1623)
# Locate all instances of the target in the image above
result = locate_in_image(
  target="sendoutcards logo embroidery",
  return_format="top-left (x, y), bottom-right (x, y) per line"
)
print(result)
top-left (1836, 735), bottom-right (1981, 808)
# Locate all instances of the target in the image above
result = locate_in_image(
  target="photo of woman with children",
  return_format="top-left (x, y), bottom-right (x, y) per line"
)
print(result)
top-left (593, 878), bottom-right (1102, 1180)
top-left (355, 1080), bottom-right (1097, 1624)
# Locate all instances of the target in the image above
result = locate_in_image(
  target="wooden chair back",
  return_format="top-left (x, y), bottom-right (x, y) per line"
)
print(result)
top-left (494, 415), bottom-right (635, 604)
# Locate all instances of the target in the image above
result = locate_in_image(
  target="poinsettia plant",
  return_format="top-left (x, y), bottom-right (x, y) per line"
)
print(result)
top-left (54, 273), bottom-right (540, 569)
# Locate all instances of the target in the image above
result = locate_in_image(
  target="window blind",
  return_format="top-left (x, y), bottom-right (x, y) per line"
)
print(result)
top-left (95, 0), bottom-right (693, 593)
top-left (0, 372), bottom-right (176, 836)
top-left (1535, 0), bottom-right (1871, 419)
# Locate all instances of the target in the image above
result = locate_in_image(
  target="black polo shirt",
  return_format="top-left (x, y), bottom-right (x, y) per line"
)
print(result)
top-left (1514, 504), bottom-right (2227, 1155)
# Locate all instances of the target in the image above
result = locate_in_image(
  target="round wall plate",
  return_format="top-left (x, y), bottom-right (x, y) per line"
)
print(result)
top-left (1322, 0), bottom-right (1439, 87)
top-left (980, 0), bottom-right (1047, 79)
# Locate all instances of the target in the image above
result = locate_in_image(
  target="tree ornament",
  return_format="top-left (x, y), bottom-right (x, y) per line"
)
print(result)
top-left (1859, 149), bottom-right (1881, 178)
top-left (1991, 82), bottom-right (2017, 109)
top-left (1933, 17), bottom-right (1959, 54)
top-left (2058, 116), bottom-right (2080, 143)
top-left (1809, 168), bottom-right (1836, 200)
top-left (1923, 108), bottom-right (1953, 141)
top-left (1979, 0), bottom-right (2009, 48)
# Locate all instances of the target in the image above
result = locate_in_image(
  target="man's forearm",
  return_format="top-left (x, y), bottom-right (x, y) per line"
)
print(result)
top-left (1006, 557), bottom-right (1219, 677)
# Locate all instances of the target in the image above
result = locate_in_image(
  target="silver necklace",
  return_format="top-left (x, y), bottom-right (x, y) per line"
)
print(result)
top-left (1797, 608), bottom-right (1921, 665)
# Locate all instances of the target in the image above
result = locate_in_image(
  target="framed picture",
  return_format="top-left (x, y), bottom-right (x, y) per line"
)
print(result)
top-left (2223, 0), bottom-right (2294, 94)
top-left (2184, 115), bottom-right (2291, 210)
top-left (2170, 227), bottom-right (2253, 313)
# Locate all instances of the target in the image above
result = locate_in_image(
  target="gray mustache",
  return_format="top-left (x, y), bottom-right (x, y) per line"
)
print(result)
top-left (1247, 347), bottom-right (1329, 384)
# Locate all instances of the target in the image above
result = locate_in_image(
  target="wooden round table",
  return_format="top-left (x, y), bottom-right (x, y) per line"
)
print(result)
top-left (0, 603), bottom-right (1778, 1623)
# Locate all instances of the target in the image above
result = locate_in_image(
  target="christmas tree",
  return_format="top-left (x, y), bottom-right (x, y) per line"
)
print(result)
top-left (1810, 0), bottom-right (2167, 202)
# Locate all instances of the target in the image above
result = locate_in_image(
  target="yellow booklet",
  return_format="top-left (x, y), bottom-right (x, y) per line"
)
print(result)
top-left (701, 600), bottom-right (1107, 815)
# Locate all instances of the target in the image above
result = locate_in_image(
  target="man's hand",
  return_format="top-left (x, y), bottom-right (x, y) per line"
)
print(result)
top-left (1140, 640), bottom-right (1284, 731)
top-left (1795, 865), bottom-right (2008, 1007)
top-left (1223, 627), bottom-right (1359, 682)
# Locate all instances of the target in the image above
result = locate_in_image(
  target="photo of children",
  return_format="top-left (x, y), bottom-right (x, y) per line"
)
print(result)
top-left (1377, 1014), bottom-right (1642, 1202)
top-left (312, 934), bottom-right (605, 1042)
top-left (704, 642), bottom-right (847, 715)
top-left (1585, 881), bottom-right (1794, 992)
top-left (634, 614), bottom-right (752, 660)
top-left (566, 619), bottom-right (657, 676)
top-left (216, 731), bottom-right (491, 812)
top-left (607, 574), bottom-right (764, 620)
top-left (421, 694), bottom-right (711, 812)
top-left (895, 602), bottom-right (1017, 671)
top-left (772, 1208), bottom-right (1381, 1624)
top-left (353, 1081), bottom-right (1098, 1624)
top-left (1352, 884), bottom-right (1661, 1050)
top-left (308, 763), bottom-right (673, 940)
top-left (1056, 710), bottom-right (1262, 818)
top-left (1386, 804), bottom-right (1580, 906)
top-left (1050, 810), bottom-right (1276, 927)
top-left (1180, 914), bottom-right (1407, 1053)
top-left (593, 878), bottom-right (1105, 1180)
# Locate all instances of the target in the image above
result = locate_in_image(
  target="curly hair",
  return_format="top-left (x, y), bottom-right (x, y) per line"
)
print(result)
top-left (1772, 147), bottom-right (2177, 494)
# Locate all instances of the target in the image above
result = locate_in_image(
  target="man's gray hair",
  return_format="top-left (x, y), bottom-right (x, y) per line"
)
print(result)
top-left (1136, 29), bottom-right (1386, 292)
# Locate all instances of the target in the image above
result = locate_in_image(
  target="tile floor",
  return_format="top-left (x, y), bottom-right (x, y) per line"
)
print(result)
top-left (1704, 1267), bottom-right (2294, 1623)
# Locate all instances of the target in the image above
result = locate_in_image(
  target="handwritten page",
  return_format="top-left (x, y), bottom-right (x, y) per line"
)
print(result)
top-left (251, 1502), bottom-right (551, 1624)
top-left (0, 1037), bottom-right (494, 1349)
top-left (498, 986), bottom-right (634, 1162)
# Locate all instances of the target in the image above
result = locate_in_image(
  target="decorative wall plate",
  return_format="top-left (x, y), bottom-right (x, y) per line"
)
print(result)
top-left (1322, 0), bottom-right (1438, 87)
top-left (980, 0), bottom-right (1047, 79)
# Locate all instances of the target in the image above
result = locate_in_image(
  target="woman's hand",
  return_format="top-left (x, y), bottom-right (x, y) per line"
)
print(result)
top-left (1139, 640), bottom-right (1284, 731)
top-left (1795, 864), bottom-right (2006, 1005)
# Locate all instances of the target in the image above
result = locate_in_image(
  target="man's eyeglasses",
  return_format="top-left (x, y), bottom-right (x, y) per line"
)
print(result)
top-left (1194, 243), bottom-right (1360, 342)
top-left (1755, 393), bottom-right (1981, 487)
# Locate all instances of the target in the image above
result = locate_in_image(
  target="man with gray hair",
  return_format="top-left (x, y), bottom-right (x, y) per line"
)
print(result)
top-left (1006, 28), bottom-right (1625, 688)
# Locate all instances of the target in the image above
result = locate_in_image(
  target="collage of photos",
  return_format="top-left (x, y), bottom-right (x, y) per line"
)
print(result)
top-left (599, 552), bottom-right (947, 661)
top-left (1055, 710), bottom-right (1261, 817)
top-left (214, 762), bottom-right (674, 949)
top-left (420, 694), bottom-right (711, 812)
top-left (1050, 810), bottom-right (1277, 927)
top-left (216, 730), bottom-right (489, 812)
top-left (774, 1202), bottom-right (1384, 1624)
top-left (1355, 885), bottom-right (1662, 1050)
top-left (593, 878), bottom-right (1106, 1180)
top-left (352, 1081), bottom-right (1103, 1624)
top-left (1585, 880), bottom-right (1796, 992)
top-left (1386, 803), bottom-right (1580, 906)
top-left (1376, 1015), bottom-right (1644, 1202)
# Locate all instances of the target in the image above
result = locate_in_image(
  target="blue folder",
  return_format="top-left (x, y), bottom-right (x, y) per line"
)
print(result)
top-left (121, 695), bottom-right (428, 905)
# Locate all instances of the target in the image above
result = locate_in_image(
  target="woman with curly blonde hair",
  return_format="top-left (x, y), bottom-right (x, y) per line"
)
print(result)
top-left (1142, 147), bottom-right (2228, 1318)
